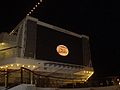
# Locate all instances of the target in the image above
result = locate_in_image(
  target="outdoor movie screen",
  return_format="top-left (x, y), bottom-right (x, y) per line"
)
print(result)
top-left (36, 25), bottom-right (83, 65)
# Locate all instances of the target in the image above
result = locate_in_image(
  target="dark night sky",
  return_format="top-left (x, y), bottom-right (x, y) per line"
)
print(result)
top-left (0, 0), bottom-right (120, 77)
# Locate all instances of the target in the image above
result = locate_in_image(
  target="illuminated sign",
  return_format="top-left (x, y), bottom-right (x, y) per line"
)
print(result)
top-left (56, 45), bottom-right (69, 56)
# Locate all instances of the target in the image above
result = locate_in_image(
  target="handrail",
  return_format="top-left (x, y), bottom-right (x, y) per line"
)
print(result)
top-left (0, 46), bottom-right (22, 51)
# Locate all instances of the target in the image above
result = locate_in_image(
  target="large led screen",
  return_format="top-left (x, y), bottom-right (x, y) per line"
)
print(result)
top-left (36, 25), bottom-right (83, 65)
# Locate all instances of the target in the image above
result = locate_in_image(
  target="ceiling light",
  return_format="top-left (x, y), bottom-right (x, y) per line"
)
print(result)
top-left (40, 0), bottom-right (42, 2)
top-left (35, 5), bottom-right (38, 7)
top-left (33, 65), bottom-right (35, 68)
top-left (0, 67), bottom-right (3, 69)
top-left (17, 64), bottom-right (20, 66)
top-left (11, 64), bottom-right (13, 66)
top-left (26, 0), bottom-right (43, 16)
top-left (33, 7), bottom-right (35, 9)
top-left (1, 43), bottom-right (5, 45)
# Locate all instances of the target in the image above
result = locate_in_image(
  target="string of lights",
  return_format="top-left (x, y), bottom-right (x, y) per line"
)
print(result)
top-left (27, 0), bottom-right (43, 16)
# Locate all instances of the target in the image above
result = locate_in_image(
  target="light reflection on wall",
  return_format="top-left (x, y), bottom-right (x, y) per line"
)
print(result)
top-left (0, 43), bottom-right (15, 59)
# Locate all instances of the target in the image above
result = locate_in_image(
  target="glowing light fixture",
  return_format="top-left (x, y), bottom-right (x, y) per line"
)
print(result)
top-left (117, 78), bottom-right (119, 81)
top-left (88, 71), bottom-right (91, 73)
top-left (17, 64), bottom-right (20, 66)
top-left (33, 7), bottom-right (35, 9)
top-left (56, 45), bottom-right (69, 56)
top-left (33, 65), bottom-right (35, 68)
top-left (26, 0), bottom-right (43, 16)
top-left (1, 43), bottom-right (5, 45)
top-left (11, 64), bottom-right (13, 66)
top-left (83, 71), bottom-right (86, 73)
top-left (35, 5), bottom-right (38, 7)
top-left (28, 65), bottom-right (30, 68)
top-left (22, 65), bottom-right (25, 67)
top-left (29, 12), bottom-right (31, 14)
top-left (86, 71), bottom-right (94, 80)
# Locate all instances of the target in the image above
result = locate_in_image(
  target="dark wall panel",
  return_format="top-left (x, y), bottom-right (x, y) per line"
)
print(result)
top-left (24, 20), bottom-right (37, 58)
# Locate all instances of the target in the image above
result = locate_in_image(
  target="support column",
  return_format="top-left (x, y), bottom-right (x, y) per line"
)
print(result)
top-left (30, 72), bottom-right (33, 84)
top-left (5, 69), bottom-right (8, 88)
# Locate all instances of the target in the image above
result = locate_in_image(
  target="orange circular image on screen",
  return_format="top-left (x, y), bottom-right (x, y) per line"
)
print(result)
top-left (56, 45), bottom-right (69, 56)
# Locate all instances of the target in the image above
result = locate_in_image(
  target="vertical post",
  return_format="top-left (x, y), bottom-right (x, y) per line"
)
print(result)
top-left (21, 67), bottom-right (23, 84)
top-left (30, 72), bottom-right (33, 84)
top-left (5, 69), bottom-right (8, 88)
top-left (72, 79), bottom-right (75, 88)
top-left (5, 75), bottom-right (7, 88)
